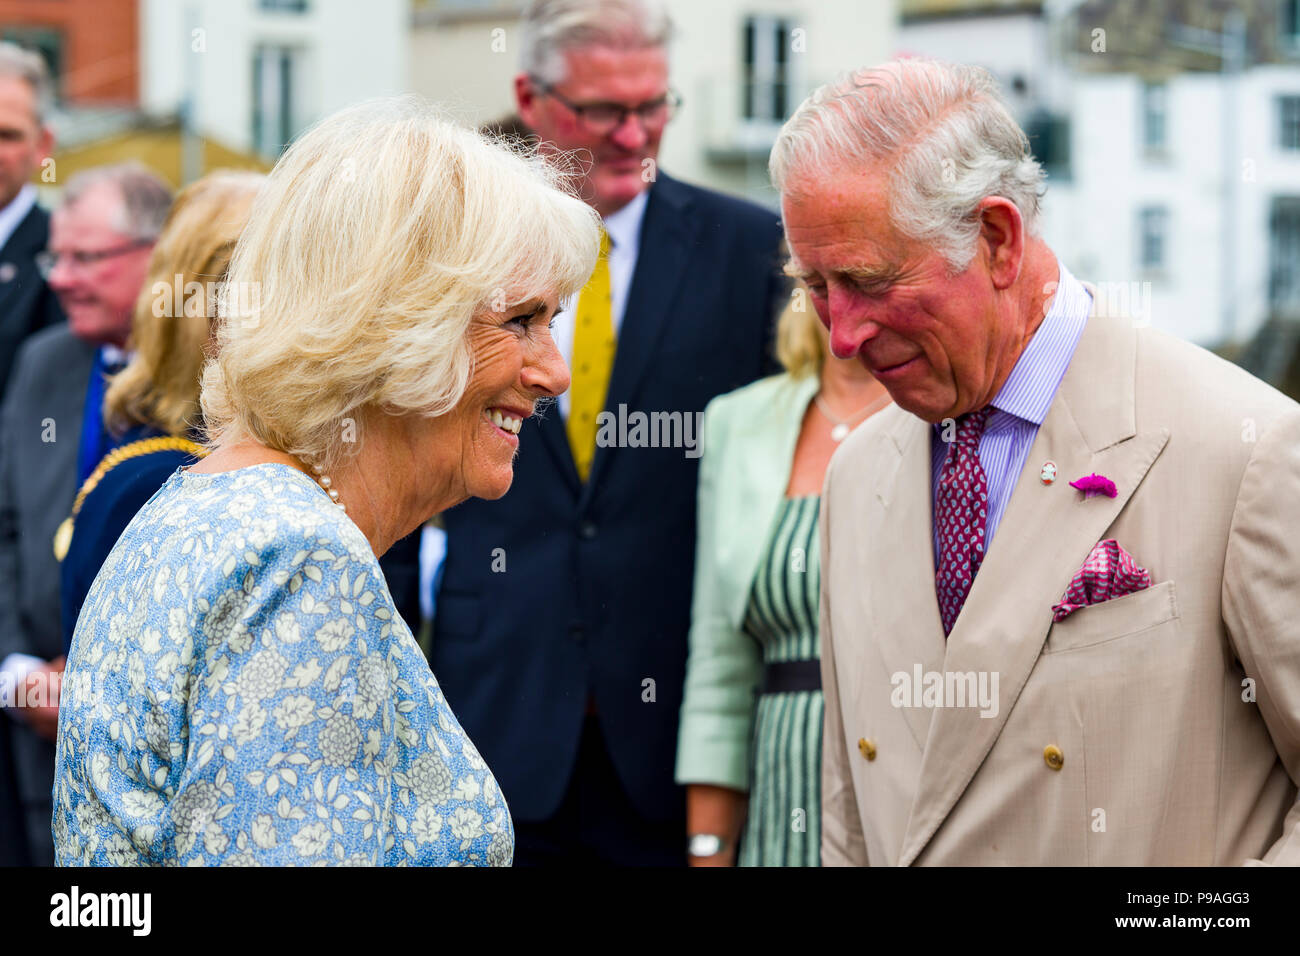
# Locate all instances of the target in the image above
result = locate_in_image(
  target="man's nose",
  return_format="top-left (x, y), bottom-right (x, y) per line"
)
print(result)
top-left (609, 112), bottom-right (649, 151)
top-left (827, 289), bottom-right (880, 360)
top-left (523, 335), bottom-right (571, 398)
top-left (46, 257), bottom-right (75, 292)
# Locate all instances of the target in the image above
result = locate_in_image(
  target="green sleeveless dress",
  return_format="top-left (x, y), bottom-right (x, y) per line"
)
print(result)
top-left (738, 494), bottom-right (823, 867)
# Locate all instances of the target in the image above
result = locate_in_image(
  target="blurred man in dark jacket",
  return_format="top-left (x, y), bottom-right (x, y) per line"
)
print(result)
top-left (0, 41), bottom-right (62, 867)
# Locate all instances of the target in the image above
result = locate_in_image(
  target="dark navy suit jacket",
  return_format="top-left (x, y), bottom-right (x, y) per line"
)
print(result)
top-left (432, 173), bottom-right (785, 827)
top-left (0, 204), bottom-right (63, 401)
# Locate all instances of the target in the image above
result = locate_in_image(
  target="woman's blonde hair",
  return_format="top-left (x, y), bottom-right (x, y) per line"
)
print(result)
top-left (775, 283), bottom-right (829, 378)
top-left (105, 170), bottom-right (265, 436)
top-left (200, 95), bottom-right (600, 469)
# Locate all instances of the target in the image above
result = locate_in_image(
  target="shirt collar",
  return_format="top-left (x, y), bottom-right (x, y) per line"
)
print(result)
top-left (99, 344), bottom-right (133, 369)
top-left (0, 184), bottom-right (37, 253)
top-left (987, 259), bottom-right (1092, 427)
top-left (601, 186), bottom-right (649, 250)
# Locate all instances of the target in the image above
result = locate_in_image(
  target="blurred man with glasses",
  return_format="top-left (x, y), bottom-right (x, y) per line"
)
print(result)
top-left (0, 162), bottom-right (171, 865)
top-left (431, 0), bottom-right (786, 867)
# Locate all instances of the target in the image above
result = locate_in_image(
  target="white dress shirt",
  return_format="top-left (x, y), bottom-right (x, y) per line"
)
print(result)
top-left (0, 184), bottom-right (37, 255)
top-left (553, 186), bottom-right (649, 419)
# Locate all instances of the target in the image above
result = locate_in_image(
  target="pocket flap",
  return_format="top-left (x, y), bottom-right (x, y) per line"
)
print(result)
top-left (1045, 580), bottom-right (1179, 654)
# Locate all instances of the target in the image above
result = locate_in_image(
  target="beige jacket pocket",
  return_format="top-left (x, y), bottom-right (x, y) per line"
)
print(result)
top-left (1045, 579), bottom-right (1179, 654)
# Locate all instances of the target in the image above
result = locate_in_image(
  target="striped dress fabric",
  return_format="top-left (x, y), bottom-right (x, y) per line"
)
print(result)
top-left (738, 494), bottom-right (823, 867)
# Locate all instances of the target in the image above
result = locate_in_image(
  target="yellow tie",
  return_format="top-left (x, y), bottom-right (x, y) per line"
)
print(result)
top-left (567, 227), bottom-right (614, 482)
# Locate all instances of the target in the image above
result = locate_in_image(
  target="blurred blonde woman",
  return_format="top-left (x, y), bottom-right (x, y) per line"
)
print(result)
top-left (57, 170), bottom-right (264, 655)
top-left (675, 287), bottom-right (891, 866)
top-left (53, 97), bottom-right (598, 866)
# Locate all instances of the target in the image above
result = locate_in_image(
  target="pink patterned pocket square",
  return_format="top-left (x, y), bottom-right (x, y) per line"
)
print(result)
top-left (1051, 539), bottom-right (1152, 623)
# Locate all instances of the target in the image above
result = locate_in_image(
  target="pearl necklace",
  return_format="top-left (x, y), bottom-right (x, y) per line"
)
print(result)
top-left (303, 459), bottom-right (345, 512)
top-left (814, 390), bottom-right (893, 442)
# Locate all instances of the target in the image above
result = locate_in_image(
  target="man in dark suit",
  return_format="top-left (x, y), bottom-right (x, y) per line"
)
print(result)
top-left (0, 42), bottom-right (63, 867)
top-left (431, 0), bottom-right (785, 865)
top-left (0, 163), bottom-right (171, 864)
top-left (0, 44), bottom-right (63, 398)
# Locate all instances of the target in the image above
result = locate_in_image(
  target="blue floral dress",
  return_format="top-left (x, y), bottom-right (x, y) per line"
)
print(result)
top-left (52, 463), bottom-right (513, 866)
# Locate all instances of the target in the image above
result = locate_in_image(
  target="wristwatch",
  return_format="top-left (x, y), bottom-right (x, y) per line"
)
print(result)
top-left (687, 833), bottom-right (728, 858)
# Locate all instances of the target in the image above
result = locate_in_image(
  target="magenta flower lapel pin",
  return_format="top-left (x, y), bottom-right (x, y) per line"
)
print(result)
top-left (1069, 473), bottom-right (1117, 499)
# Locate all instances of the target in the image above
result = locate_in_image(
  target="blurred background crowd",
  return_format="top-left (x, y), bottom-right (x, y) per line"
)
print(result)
top-left (1, 0), bottom-right (1298, 867)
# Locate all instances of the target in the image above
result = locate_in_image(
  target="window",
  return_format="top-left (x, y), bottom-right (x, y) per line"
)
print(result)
top-left (1271, 198), bottom-right (1300, 316)
top-left (252, 46), bottom-right (301, 158)
top-left (1141, 82), bottom-right (1166, 154)
top-left (1283, 0), bottom-right (1300, 49)
top-left (1138, 207), bottom-right (1168, 272)
top-left (742, 15), bottom-right (792, 124)
top-left (1280, 96), bottom-right (1300, 151)
top-left (1024, 110), bottom-right (1071, 181)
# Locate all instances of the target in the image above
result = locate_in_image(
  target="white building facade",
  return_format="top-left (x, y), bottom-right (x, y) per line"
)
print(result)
top-left (900, 2), bottom-right (1300, 347)
top-left (141, 0), bottom-right (409, 161)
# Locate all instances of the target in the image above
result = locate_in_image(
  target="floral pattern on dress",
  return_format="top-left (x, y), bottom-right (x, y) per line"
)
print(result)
top-left (52, 463), bottom-right (513, 866)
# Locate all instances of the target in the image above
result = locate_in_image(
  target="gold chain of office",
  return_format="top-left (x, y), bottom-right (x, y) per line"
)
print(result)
top-left (53, 436), bottom-right (208, 562)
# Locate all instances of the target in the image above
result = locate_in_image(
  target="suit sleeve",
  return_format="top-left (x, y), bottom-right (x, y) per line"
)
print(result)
top-left (818, 451), bottom-right (870, 865)
top-left (674, 399), bottom-right (763, 790)
top-left (1222, 408), bottom-right (1300, 865)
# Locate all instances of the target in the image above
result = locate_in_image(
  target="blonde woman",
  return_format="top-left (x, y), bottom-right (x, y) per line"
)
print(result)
top-left (675, 290), bottom-right (890, 866)
top-left (52, 97), bottom-right (600, 866)
top-left (57, 170), bottom-right (264, 656)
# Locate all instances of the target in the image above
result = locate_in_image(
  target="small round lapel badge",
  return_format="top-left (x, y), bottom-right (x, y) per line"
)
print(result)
top-left (0, 262), bottom-right (16, 284)
top-left (1040, 461), bottom-right (1058, 485)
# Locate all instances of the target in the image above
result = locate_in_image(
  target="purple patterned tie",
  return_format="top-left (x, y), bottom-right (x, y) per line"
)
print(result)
top-left (935, 406), bottom-right (994, 636)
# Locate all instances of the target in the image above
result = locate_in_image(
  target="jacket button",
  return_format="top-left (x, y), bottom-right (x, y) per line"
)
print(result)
top-left (1043, 744), bottom-right (1064, 771)
top-left (569, 624), bottom-right (585, 645)
top-left (858, 737), bottom-right (876, 761)
top-left (578, 521), bottom-right (597, 540)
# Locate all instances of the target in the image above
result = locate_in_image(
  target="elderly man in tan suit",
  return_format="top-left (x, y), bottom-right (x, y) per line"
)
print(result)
top-left (770, 58), bottom-right (1300, 866)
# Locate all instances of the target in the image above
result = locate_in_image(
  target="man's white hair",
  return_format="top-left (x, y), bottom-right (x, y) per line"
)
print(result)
top-left (0, 42), bottom-right (53, 126)
top-left (520, 0), bottom-right (673, 85)
top-left (62, 162), bottom-right (174, 240)
top-left (770, 58), bottom-right (1045, 273)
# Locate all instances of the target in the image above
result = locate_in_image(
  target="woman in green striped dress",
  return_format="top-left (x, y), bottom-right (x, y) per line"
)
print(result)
top-left (675, 292), bottom-right (891, 866)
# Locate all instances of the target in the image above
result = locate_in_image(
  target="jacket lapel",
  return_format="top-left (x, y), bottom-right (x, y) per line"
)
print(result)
top-left (897, 309), bottom-right (1170, 866)
top-left (722, 374), bottom-right (819, 626)
top-left (862, 408), bottom-right (947, 751)
top-left (0, 205), bottom-right (47, 318)
top-left (580, 176), bottom-right (696, 504)
top-left (532, 401), bottom-right (581, 497)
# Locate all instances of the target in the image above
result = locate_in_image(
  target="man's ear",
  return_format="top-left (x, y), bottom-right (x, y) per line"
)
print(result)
top-left (514, 73), bottom-right (538, 128)
top-left (36, 125), bottom-right (54, 163)
top-left (976, 196), bottom-right (1024, 290)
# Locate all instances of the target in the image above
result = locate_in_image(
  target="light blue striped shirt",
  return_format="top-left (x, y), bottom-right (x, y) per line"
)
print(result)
top-left (931, 262), bottom-right (1092, 568)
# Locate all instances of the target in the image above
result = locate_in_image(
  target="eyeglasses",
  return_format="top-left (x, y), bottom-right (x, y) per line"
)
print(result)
top-left (36, 239), bottom-right (153, 278)
top-left (529, 76), bottom-right (682, 134)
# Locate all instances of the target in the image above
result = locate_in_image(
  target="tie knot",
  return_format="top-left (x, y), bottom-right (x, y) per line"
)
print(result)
top-left (598, 226), bottom-right (611, 256)
top-left (953, 406), bottom-right (993, 449)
